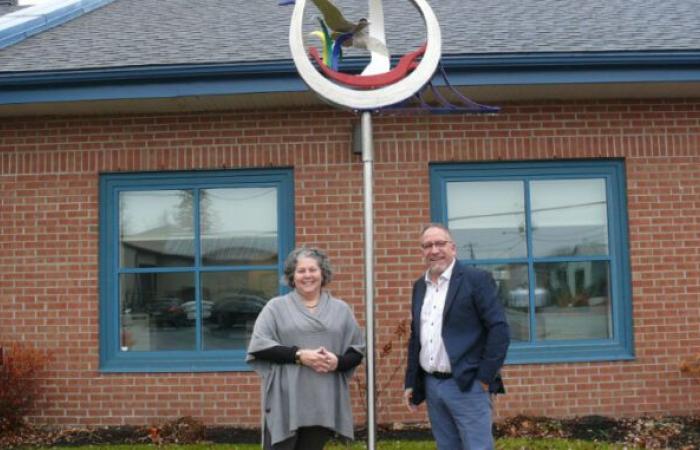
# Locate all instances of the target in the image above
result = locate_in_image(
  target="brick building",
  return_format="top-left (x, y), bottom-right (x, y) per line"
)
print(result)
top-left (1, 0), bottom-right (700, 429)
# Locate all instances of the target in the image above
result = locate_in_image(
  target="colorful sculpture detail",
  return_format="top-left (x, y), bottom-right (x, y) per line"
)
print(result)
top-left (281, 0), bottom-right (498, 113)
top-left (309, 44), bottom-right (424, 89)
top-left (280, 0), bottom-right (389, 71)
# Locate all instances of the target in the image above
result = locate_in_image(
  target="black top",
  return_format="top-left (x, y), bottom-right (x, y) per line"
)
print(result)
top-left (250, 346), bottom-right (363, 372)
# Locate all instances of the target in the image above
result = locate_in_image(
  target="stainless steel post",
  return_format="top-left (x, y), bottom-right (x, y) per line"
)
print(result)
top-left (361, 110), bottom-right (376, 450)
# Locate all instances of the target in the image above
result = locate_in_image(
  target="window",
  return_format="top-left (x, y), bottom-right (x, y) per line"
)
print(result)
top-left (99, 169), bottom-right (294, 372)
top-left (431, 160), bottom-right (633, 363)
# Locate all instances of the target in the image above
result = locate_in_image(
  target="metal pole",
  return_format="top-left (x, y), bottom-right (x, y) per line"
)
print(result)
top-left (361, 110), bottom-right (376, 450)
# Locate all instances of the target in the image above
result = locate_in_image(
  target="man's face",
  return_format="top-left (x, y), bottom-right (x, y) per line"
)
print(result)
top-left (420, 227), bottom-right (457, 279)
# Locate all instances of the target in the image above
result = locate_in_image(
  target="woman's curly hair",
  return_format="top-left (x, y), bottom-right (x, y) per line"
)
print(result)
top-left (282, 246), bottom-right (333, 288)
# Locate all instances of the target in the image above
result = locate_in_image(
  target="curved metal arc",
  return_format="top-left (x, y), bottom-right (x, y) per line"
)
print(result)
top-left (362, 0), bottom-right (390, 75)
top-left (289, 0), bottom-right (442, 110)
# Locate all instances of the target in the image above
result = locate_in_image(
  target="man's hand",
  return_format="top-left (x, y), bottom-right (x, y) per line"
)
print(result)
top-left (404, 388), bottom-right (418, 412)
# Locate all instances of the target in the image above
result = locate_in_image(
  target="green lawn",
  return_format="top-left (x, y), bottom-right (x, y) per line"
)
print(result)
top-left (38, 438), bottom-right (637, 450)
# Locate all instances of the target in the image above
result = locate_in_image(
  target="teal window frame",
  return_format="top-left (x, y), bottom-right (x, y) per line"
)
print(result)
top-left (99, 169), bottom-right (294, 372)
top-left (430, 160), bottom-right (634, 364)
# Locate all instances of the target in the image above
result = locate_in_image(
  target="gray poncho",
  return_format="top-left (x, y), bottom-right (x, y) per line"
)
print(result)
top-left (246, 291), bottom-right (365, 446)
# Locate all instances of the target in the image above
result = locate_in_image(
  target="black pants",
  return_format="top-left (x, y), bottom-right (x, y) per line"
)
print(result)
top-left (264, 424), bottom-right (334, 450)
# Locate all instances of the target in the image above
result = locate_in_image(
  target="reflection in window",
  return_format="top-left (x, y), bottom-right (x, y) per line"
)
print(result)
top-left (201, 188), bottom-right (278, 266)
top-left (433, 161), bottom-right (632, 363)
top-left (201, 271), bottom-right (278, 350)
top-left (118, 188), bottom-right (280, 353)
top-left (448, 177), bottom-right (610, 343)
top-left (534, 261), bottom-right (612, 340)
top-left (477, 264), bottom-right (530, 342)
top-left (101, 169), bottom-right (294, 371)
top-left (447, 181), bottom-right (526, 260)
top-left (120, 190), bottom-right (195, 267)
top-left (531, 179), bottom-right (608, 257)
top-left (120, 273), bottom-right (196, 351)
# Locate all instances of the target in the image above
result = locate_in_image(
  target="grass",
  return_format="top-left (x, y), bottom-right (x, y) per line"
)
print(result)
top-left (37, 438), bottom-right (639, 450)
top-left (496, 438), bottom-right (637, 449)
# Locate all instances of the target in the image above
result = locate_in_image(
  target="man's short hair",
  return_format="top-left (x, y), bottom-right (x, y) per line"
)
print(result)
top-left (419, 223), bottom-right (453, 239)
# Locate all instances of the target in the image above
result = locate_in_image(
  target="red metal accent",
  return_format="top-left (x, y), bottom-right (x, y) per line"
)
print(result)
top-left (308, 44), bottom-right (427, 89)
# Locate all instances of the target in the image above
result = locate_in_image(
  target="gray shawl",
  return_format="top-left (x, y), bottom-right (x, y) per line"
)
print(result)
top-left (246, 290), bottom-right (365, 446)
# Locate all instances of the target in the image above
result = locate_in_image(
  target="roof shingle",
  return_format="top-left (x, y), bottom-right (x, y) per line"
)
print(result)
top-left (1, 0), bottom-right (700, 73)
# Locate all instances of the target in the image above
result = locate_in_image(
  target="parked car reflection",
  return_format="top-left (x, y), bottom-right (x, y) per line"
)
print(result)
top-left (210, 294), bottom-right (266, 331)
top-left (182, 300), bottom-right (213, 320)
top-left (149, 297), bottom-right (213, 327)
top-left (149, 297), bottom-right (187, 327)
top-left (508, 287), bottom-right (550, 308)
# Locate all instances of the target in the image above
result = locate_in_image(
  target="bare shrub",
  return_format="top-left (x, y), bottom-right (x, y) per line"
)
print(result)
top-left (0, 343), bottom-right (51, 434)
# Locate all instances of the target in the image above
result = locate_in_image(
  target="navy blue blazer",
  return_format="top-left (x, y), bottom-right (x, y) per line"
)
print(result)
top-left (404, 261), bottom-right (510, 405)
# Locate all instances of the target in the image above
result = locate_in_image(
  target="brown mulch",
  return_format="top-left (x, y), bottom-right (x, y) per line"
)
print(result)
top-left (0, 415), bottom-right (698, 449)
top-left (0, 416), bottom-right (260, 448)
top-left (495, 415), bottom-right (700, 449)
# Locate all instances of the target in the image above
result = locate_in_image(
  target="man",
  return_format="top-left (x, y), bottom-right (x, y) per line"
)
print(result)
top-left (404, 223), bottom-right (510, 450)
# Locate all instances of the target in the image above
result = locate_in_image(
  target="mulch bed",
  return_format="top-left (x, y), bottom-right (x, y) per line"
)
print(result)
top-left (1, 415), bottom-right (699, 449)
top-left (495, 415), bottom-right (700, 449)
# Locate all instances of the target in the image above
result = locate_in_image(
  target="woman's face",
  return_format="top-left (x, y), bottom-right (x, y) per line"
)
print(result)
top-left (293, 256), bottom-right (323, 299)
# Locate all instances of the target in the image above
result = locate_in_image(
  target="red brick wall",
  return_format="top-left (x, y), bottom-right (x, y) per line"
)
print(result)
top-left (1, 99), bottom-right (700, 428)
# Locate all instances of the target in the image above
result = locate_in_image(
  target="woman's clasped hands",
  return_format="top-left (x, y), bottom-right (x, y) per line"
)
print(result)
top-left (297, 347), bottom-right (338, 373)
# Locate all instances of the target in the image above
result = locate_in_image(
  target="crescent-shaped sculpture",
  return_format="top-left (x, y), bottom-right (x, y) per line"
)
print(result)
top-left (289, 0), bottom-right (442, 110)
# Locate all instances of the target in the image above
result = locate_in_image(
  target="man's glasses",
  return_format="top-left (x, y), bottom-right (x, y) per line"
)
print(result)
top-left (420, 240), bottom-right (452, 250)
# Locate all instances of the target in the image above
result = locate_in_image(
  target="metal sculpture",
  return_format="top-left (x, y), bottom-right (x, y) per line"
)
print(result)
top-left (386, 64), bottom-right (501, 114)
top-left (283, 0), bottom-right (442, 110)
top-left (281, 0), bottom-right (498, 113)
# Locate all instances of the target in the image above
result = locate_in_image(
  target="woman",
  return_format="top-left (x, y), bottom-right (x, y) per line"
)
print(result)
top-left (247, 247), bottom-right (365, 450)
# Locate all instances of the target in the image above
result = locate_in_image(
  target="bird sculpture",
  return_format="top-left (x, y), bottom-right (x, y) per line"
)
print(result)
top-left (280, 0), bottom-right (388, 56)
top-left (280, 0), bottom-right (364, 33)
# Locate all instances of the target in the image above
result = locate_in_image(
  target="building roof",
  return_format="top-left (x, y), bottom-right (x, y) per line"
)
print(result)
top-left (1, 0), bottom-right (699, 113)
top-left (1, 0), bottom-right (700, 73)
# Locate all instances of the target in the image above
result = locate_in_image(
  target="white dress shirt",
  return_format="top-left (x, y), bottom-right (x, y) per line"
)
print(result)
top-left (419, 259), bottom-right (455, 374)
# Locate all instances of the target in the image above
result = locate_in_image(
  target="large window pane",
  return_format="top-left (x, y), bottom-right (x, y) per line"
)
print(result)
top-left (120, 272), bottom-right (196, 351)
top-left (530, 179), bottom-right (608, 257)
top-left (120, 190), bottom-right (195, 267)
top-left (534, 261), bottom-right (612, 340)
top-left (432, 161), bottom-right (633, 363)
top-left (201, 188), bottom-right (278, 266)
top-left (201, 270), bottom-right (278, 350)
top-left (477, 263), bottom-right (530, 342)
top-left (102, 169), bottom-right (294, 372)
top-left (447, 181), bottom-right (526, 260)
